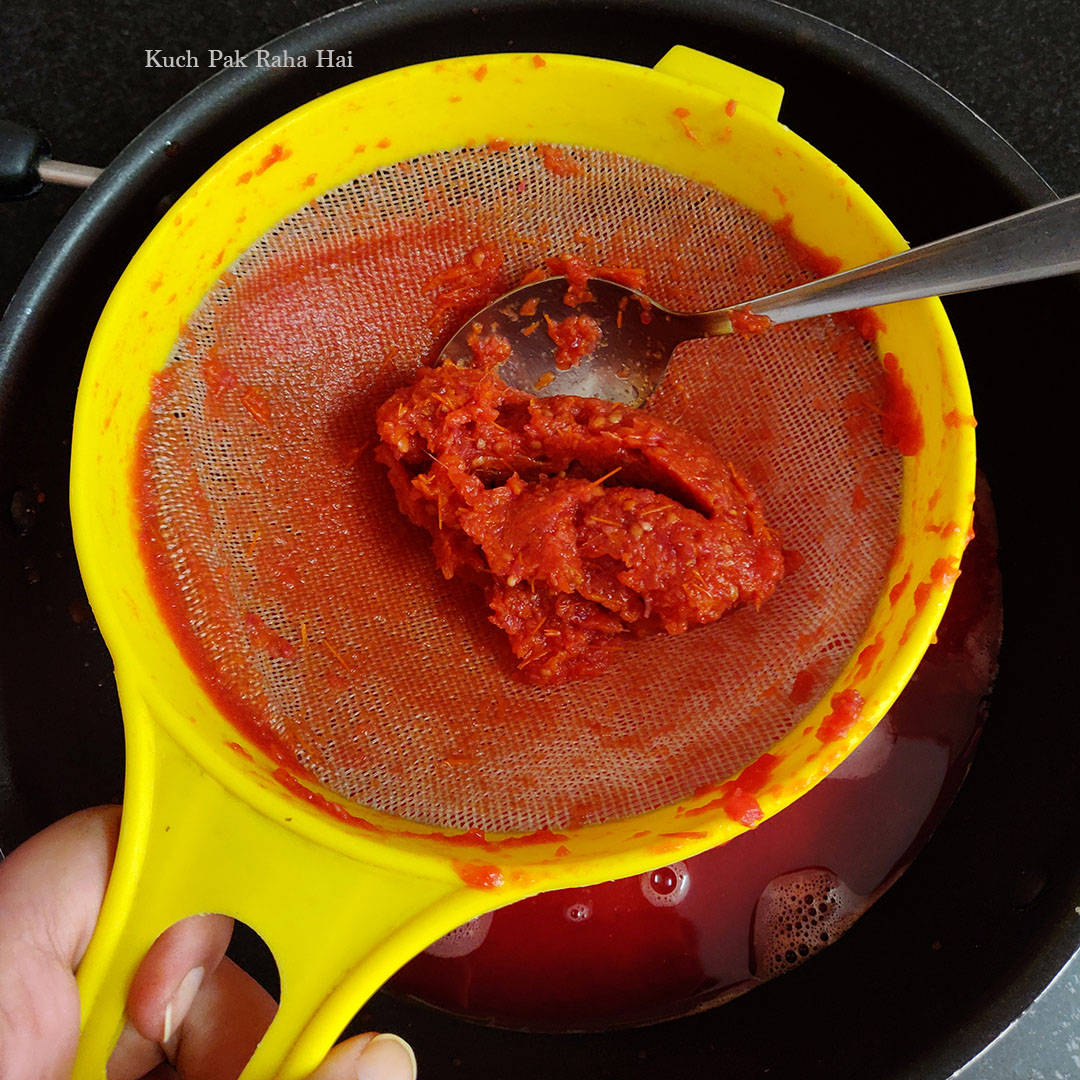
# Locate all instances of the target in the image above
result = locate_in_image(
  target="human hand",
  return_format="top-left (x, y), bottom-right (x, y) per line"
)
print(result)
top-left (0, 807), bottom-right (417, 1080)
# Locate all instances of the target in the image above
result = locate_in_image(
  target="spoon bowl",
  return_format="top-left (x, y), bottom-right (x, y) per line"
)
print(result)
top-left (439, 276), bottom-right (732, 405)
top-left (442, 193), bottom-right (1080, 405)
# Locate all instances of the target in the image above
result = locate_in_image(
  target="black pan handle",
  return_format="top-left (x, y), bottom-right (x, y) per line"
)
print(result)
top-left (0, 119), bottom-right (102, 200)
top-left (0, 119), bottom-right (49, 199)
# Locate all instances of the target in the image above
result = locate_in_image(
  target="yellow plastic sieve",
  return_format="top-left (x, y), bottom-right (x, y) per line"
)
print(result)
top-left (69, 47), bottom-right (974, 1078)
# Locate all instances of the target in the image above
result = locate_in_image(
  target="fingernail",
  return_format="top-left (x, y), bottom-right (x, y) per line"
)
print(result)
top-left (356, 1033), bottom-right (417, 1080)
top-left (162, 965), bottom-right (205, 1055)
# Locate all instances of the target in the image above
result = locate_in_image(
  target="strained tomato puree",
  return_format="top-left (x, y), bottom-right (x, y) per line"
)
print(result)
top-left (376, 356), bottom-right (784, 685)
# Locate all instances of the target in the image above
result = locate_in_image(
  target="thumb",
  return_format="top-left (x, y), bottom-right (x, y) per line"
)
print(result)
top-left (0, 806), bottom-right (121, 1080)
top-left (305, 1032), bottom-right (417, 1080)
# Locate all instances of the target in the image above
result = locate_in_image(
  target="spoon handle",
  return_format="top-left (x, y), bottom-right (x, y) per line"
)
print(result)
top-left (722, 193), bottom-right (1080, 326)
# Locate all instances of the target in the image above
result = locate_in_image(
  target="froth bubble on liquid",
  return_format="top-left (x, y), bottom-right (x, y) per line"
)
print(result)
top-left (640, 861), bottom-right (691, 907)
top-left (829, 713), bottom-right (895, 781)
top-left (424, 911), bottom-right (494, 959)
top-left (751, 868), bottom-right (868, 979)
top-left (564, 900), bottom-right (593, 923)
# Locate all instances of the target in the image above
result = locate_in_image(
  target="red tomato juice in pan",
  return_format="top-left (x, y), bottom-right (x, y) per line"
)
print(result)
top-left (391, 478), bottom-right (1000, 1027)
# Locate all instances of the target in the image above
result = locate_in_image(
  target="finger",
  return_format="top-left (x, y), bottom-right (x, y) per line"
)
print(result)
top-left (107, 911), bottom-right (236, 1079)
top-left (171, 971), bottom-right (415, 1080)
top-left (129, 912), bottom-right (235, 1037)
top-left (0, 807), bottom-right (413, 1080)
top-left (170, 954), bottom-right (277, 1080)
top-left (0, 806), bottom-right (121, 1080)
top-left (306, 1032), bottom-right (417, 1080)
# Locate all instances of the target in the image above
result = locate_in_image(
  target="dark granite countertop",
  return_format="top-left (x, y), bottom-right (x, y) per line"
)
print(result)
top-left (1, 2), bottom-right (1077, 1077)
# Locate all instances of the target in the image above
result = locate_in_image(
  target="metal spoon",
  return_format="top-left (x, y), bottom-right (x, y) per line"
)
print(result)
top-left (440, 193), bottom-right (1080, 406)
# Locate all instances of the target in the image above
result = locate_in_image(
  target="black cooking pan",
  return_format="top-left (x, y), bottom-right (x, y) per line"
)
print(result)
top-left (1, 1), bottom-right (1077, 1077)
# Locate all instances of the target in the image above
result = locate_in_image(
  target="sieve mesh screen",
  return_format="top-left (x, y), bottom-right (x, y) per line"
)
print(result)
top-left (138, 144), bottom-right (900, 832)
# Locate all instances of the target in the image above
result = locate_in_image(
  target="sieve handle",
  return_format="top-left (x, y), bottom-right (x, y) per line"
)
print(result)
top-left (725, 193), bottom-right (1080, 325)
top-left (72, 680), bottom-right (498, 1080)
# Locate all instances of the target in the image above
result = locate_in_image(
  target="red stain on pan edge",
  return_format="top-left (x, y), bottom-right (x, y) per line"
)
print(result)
top-left (854, 635), bottom-right (885, 681)
top-left (879, 353), bottom-right (925, 456)
top-left (454, 861), bottom-right (504, 889)
top-left (945, 408), bottom-right (977, 428)
top-left (772, 214), bottom-right (843, 279)
top-left (684, 752), bottom-right (782, 826)
top-left (816, 688), bottom-right (865, 744)
top-left (902, 556), bottom-right (963, 646)
top-left (256, 144), bottom-right (291, 175)
top-left (272, 767), bottom-right (569, 870)
top-left (235, 143), bottom-right (291, 185)
top-left (889, 569), bottom-right (912, 606)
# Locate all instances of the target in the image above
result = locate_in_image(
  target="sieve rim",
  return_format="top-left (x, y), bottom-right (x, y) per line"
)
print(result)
top-left (69, 48), bottom-right (975, 887)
